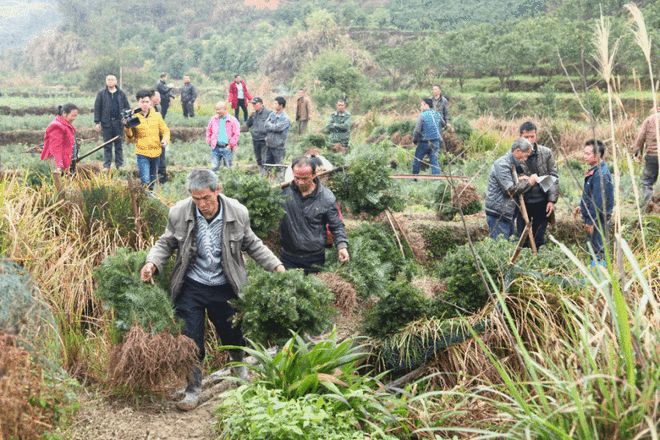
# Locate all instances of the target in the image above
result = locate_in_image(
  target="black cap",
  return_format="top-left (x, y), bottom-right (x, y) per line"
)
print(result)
top-left (251, 97), bottom-right (263, 104)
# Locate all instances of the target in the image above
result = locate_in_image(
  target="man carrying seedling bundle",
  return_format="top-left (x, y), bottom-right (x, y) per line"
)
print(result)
top-left (485, 138), bottom-right (539, 240)
top-left (516, 121), bottom-right (559, 250)
top-left (279, 156), bottom-right (349, 273)
top-left (140, 169), bottom-right (285, 411)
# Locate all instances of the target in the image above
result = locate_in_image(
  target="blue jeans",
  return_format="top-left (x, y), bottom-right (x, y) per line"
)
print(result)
top-left (588, 216), bottom-right (609, 263)
top-left (136, 154), bottom-right (160, 189)
top-left (412, 140), bottom-right (440, 175)
top-left (486, 213), bottom-right (515, 240)
top-left (211, 145), bottom-right (233, 171)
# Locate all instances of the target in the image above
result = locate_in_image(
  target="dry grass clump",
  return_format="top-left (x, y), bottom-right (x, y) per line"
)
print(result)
top-left (451, 182), bottom-right (481, 211)
top-left (107, 326), bottom-right (198, 396)
top-left (315, 272), bottom-right (357, 314)
top-left (411, 277), bottom-right (446, 299)
top-left (0, 334), bottom-right (55, 440)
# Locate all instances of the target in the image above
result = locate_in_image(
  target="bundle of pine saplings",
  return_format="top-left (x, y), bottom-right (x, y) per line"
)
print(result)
top-left (94, 248), bottom-right (197, 395)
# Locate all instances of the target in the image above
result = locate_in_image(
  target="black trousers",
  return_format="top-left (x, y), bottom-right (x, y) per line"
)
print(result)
top-left (182, 100), bottom-right (195, 118)
top-left (516, 200), bottom-right (548, 249)
top-left (280, 251), bottom-right (325, 274)
top-left (102, 119), bottom-right (124, 169)
top-left (234, 98), bottom-right (248, 121)
top-left (158, 146), bottom-right (167, 184)
top-left (174, 278), bottom-right (244, 362)
top-left (160, 99), bottom-right (170, 119)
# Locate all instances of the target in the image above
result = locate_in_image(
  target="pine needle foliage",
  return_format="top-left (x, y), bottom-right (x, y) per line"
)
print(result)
top-left (326, 223), bottom-right (411, 299)
top-left (362, 282), bottom-right (431, 339)
top-left (220, 169), bottom-right (285, 239)
top-left (235, 268), bottom-right (335, 346)
top-left (329, 150), bottom-right (403, 216)
top-left (93, 248), bottom-right (177, 336)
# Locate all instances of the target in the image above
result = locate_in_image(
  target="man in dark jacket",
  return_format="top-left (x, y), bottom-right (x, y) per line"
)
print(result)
top-left (516, 121), bottom-right (559, 249)
top-left (94, 74), bottom-right (130, 170)
top-left (325, 100), bottom-right (351, 148)
top-left (485, 138), bottom-right (538, 240)
top-left (246, 97), bottom-right (273, 174)
top-left (431, 85), bottom-right (449, 129)
top-left (156, 73), bottom-right (174, 118)
top-left (279, 156), bottom-right (349, 273)
top-left (576, 139), bottom-right (614, 265)
top-left (181, 75), bottom-right (198, 118)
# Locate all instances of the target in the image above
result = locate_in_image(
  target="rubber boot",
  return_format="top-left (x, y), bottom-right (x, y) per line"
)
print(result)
top-left (230, 350), bottom-right (249, 381)
top-left (176, 366), bottom-right (202, 411)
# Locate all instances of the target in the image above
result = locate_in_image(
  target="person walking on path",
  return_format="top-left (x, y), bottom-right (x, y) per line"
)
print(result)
top-left (94, 74), bottom-right (130, 170)
top-left (228, 74), bottom-right (252, 122)
top-left (140, 169), bottom-right (284, 411)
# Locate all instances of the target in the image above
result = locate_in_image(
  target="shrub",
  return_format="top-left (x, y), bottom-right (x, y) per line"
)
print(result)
top-left (386, 120), bottom-right (415, 136)
top-left (436, 239), bottom-right (575, 315)
top-left (451, 115), bottom-right (473, 141)
top-left (329, 150), bottom-right (403, 216)
top-left (93, 248), bottom-right (177, 336)
top-left (24, 161), bottom-right (52, 188)
top-left (326, 223), bottom-right (410, 298)
top-left (235, 269), bottom-right (334, 345)
top-left (465, 130), bottom-right (500, 153)
top-left (220, 170), bottom-right (285, 239)
top-left (362, 282), bottom-right (431, 339)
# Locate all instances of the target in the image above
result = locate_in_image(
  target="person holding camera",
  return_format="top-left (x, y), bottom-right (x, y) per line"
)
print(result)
top-left (156, 73), bottom-right (175, 119)
top-left (94, 74), bottom-right (130, 171)
top-left (124, 90), bottom-right (170, 189)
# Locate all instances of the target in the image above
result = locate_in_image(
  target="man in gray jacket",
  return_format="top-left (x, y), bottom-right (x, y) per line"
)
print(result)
top-left (264, 96), bottom-right (291, 177)
top-left (140, 169), bottom-right (284, 411)
top-left (485, 138), bottom-right (539, 240)
top-left (516, 121), bottom-right (559, 249)
top-left (246, 97), bottom-right (273, 174)
top-left (180, 75), bottom-right (198, 118)
top-left (280, 156), bottom-right (349, 273)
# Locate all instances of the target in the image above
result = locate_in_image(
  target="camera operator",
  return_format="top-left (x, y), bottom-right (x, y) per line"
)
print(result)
top-left (124, 90), bottom-right (170, 190)
top-left (94, 74), bottom-right (130, 171)
top-left (156, 73), bottom-right (175, 119)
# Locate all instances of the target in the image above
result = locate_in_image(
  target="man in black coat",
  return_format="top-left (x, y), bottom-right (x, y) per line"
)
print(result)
top-left (94, 74), bottom-right (130, 170)
top-left (156, 73), bottom-right (174, 119)
top-left (279, 156), bottom-right (349, 273)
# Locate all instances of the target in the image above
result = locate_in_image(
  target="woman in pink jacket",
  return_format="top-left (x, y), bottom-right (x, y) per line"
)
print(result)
top-left (41, 103), bottom-right (79, 174)
top-left (206, 102), bottom-right (240, 171)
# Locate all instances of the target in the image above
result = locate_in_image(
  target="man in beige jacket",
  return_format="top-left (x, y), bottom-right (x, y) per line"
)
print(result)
top-left (140, 169), bottom-right (284, 411)
top-left (634, 107), bottom-right (659, 205)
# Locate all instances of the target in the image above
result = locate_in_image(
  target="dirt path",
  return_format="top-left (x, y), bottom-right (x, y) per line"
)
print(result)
top-left (60, 381), bottom-right (233, 440)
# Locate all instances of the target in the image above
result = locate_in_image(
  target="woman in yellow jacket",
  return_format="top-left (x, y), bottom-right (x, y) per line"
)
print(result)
top-left (125, 89), bottom-right (171, 189)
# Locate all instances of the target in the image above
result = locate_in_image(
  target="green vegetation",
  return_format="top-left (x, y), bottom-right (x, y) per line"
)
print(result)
top-left (235, 268), bottom-right (335, 346)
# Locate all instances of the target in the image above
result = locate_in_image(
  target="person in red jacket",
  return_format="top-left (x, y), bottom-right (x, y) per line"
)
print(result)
top-left (228, 74), bottom-right (252, 122)
top-left (41, 103), bottom-right (79, 175)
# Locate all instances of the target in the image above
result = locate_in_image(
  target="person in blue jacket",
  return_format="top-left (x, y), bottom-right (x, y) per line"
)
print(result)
top-left (576, 139), bottom-right (614, 264)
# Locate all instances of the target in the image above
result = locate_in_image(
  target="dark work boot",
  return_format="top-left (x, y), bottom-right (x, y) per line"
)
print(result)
top-left (176, 366), bottom-right (202, 411)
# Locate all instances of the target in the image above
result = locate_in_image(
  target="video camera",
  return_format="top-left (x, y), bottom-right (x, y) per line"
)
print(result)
top-left (122, 108), bottom-right (141, 128)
